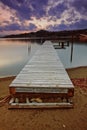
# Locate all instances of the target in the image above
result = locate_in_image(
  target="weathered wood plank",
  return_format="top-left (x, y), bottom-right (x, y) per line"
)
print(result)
top-left (9, 102), bottom-right (73, 109)
top-left (10, 83), bottom-right (74, 89)
top-left (15, 87), bottom-right (68, 93)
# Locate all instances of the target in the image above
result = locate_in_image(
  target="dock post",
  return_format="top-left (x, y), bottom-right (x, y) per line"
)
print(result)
top-left (61, 42), bottom-right (64, 48)
top-left (70, 34), bottom-right (74, 62)
top-left (59, 42), bottom-right (60, 46)
top-left (67, 41), bottom-right (69, 46)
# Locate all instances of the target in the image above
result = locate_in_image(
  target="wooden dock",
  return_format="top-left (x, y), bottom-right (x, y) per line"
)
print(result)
top-left (9, 41), bottom-right (74, 108)
top-left (53, 40), bottom-right (69, 49)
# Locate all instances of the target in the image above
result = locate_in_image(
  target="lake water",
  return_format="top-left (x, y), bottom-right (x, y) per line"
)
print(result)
top-left (0, 38), bottom-right (87, 77)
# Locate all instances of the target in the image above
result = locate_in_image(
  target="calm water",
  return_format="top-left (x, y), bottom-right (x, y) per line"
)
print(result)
top-left (0, 38), bottom-right (87, 77)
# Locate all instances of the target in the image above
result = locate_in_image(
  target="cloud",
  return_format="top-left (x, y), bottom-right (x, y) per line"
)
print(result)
top-left (0, 0), bottom-right (48, 20)
top-left (61, 7), bottom-right (81, 25)
top-left (70, 19), bottom-right (87, 29)
top-left (71, 0), bottom-right (87, 15)
top-left (29, 0), bottom-right (48, 18)
top-left (48, 24), bottom-right (69, 31)
top-left (47, 3), bottom-right (67, 18)
top-left (46, 0), bottom-right (64, 12)
top-left (0, 0), bottom-right (87, 35)
top-left (0, 2), bottom-right (21, 26)
top-left (0, 0), bottom-right (31, 20)
top-left (24, 16), bottom-right (63, 30)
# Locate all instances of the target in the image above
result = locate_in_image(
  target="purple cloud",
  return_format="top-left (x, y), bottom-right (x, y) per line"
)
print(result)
top-left (28, 23), bottom-right (37, 30)
top-left (0, 23), bottom-right (21, 31)
top-left (0, 0), bottom-right (48, 20)
top-left (48, 2), bottom-right (67, 18)
top-left (71, 19), bottom-right (87, 29)
top-left (0, 0), bottom-right (87, 35)
top-left (71, 0), bottom-right (87, 15)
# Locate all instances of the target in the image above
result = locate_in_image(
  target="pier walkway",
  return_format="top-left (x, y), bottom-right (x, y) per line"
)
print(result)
top-left (9, 41), bottom-right (74, 108)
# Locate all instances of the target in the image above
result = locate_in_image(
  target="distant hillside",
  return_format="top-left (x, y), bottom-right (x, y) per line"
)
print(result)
top-left (2, 29), bottom-right (87, 41)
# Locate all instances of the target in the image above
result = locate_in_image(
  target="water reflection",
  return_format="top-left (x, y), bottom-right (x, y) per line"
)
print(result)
top-left (70, 36), bottom-right (74, 62)
top-left (0, 39), bottom-right (41, 77)
top-left (27, 43), bottom-right (31, 56)
top-left (0, 38), bottom-right (87, 77)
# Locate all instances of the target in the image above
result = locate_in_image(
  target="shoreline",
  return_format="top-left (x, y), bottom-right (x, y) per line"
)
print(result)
top-left (0, 76), bottom-right (16, 82)
top-left (66, 65), bottom-right (87, 70)
top-left (0, 66), bottom-right (87, 130)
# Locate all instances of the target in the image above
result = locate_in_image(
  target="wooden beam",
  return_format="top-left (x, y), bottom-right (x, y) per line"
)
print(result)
top-left (9, 102), bottom-right (74, 109)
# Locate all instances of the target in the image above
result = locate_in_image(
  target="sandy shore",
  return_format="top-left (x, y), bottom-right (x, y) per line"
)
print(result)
top-left (79, 35), bottom-right (87, 42)
top-left (0, 67), bottom-right (87, 130)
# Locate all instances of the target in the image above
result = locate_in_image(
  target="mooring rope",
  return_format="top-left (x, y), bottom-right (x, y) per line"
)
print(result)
top-left (0, 95), bottom-right (11, 106)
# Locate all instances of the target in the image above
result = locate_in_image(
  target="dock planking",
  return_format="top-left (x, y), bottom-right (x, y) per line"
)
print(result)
top-left (9, 41), bottom-right (74, 108)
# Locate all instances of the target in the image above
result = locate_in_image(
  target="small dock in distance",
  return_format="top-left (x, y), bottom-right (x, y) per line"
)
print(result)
top-left (53, 40), bottom-right (70, 49)
top-left (9, 41), bottom-right (74, 109)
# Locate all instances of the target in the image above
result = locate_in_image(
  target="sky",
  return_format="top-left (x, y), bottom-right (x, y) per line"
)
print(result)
top-left (0, 0), bottom-right (87, 36)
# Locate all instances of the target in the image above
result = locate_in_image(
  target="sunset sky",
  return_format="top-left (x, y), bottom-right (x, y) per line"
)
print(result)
top-left (0, 0), bottom-right (87, 36)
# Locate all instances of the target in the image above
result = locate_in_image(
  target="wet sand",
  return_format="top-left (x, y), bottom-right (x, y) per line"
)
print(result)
top-left (0, 67), bottom-right (87, 130)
